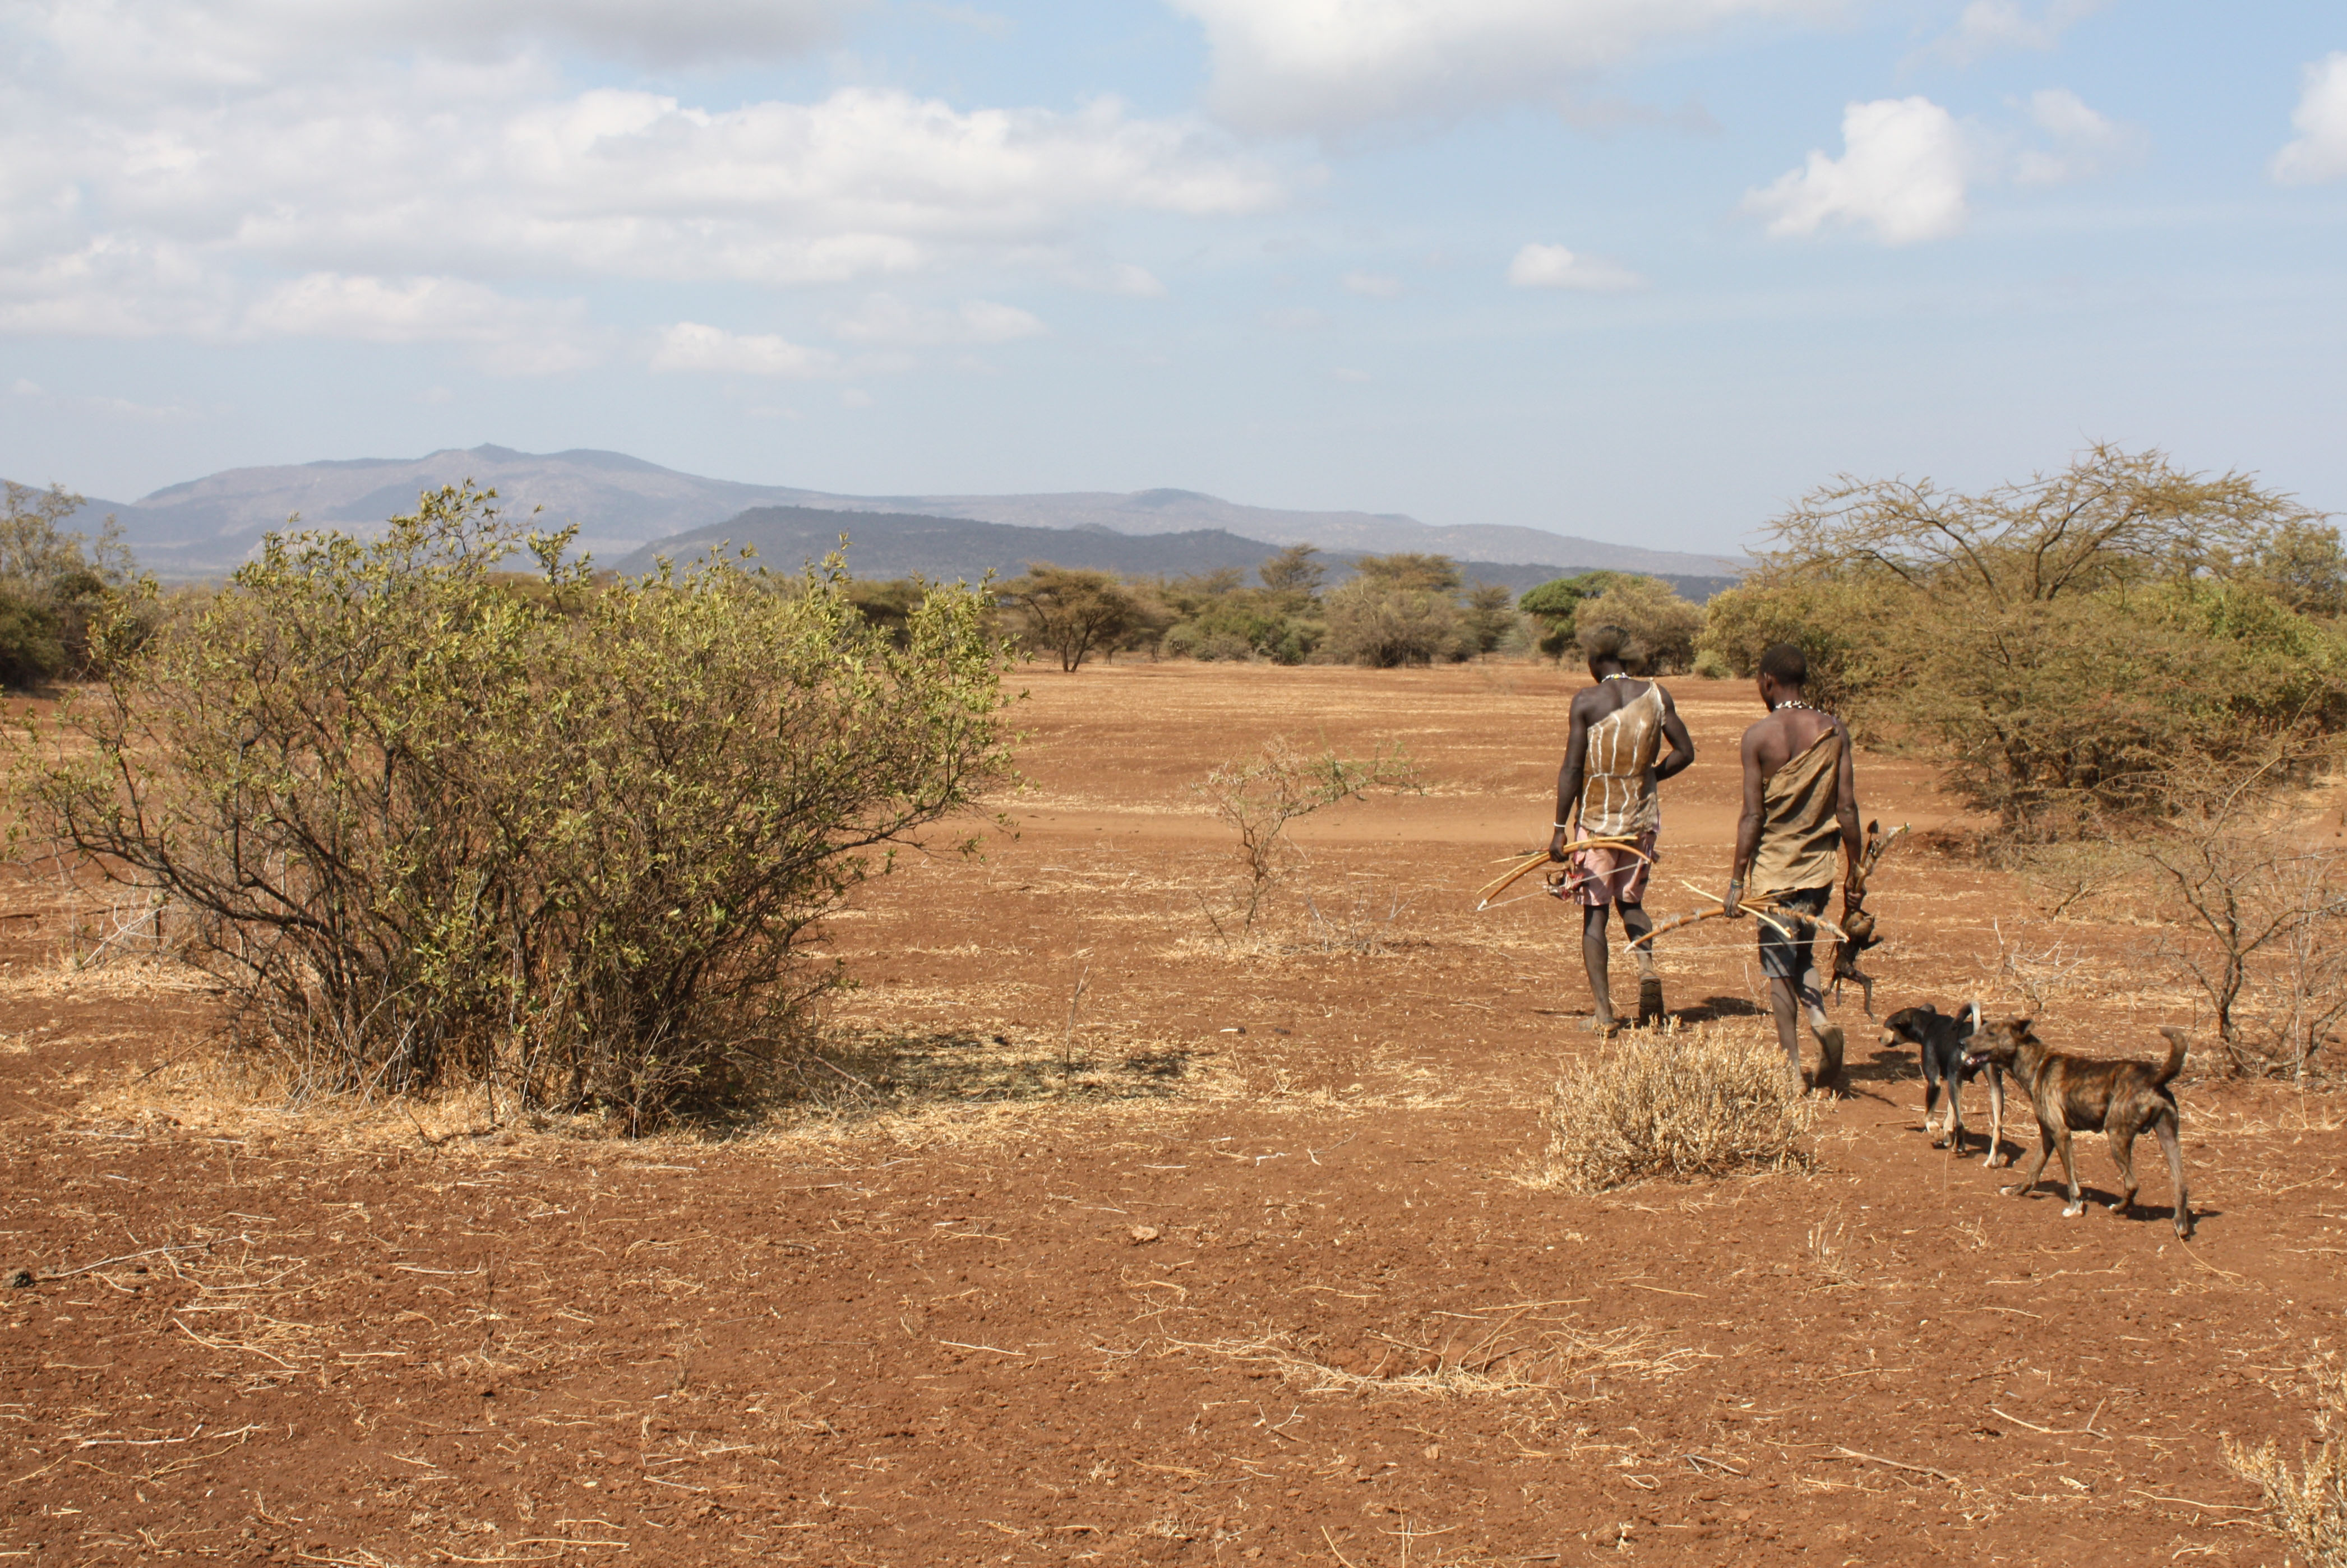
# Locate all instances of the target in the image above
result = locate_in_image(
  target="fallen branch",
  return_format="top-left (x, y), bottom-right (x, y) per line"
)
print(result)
top-left (40, 1240), bottom-right (217, 1281)
top-left (1832, 1446), bottom-right (1963, 1487)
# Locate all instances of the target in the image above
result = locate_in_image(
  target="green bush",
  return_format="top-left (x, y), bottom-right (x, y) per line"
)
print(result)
top-left (1519, 570), bottom-right (1642, 659)
top-left (11, 485), bottom-right (1013, 1126)
top-left (1720, 446), bottom-right (2347, 836)
top-left (1320, 578), bottom-right (1470, 667)
top-left (0, 481), bottom-right (148, 688)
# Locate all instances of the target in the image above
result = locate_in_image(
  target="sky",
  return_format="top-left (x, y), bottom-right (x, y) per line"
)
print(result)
top-left (1, 0), bottom-right (2343, 554)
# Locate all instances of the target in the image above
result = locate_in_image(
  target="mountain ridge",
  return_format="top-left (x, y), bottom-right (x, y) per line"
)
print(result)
top-left (15, 445), bottom-right (1745, 580)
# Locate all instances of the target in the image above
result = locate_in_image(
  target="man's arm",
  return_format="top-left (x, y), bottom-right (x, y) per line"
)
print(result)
top-left (1833, 717), bottom-right (1863, 887)
top-left (1724, 723), bottom-right (1767, 917)
top-left (1654, 688), bottom-right (1695, 783)
top-left (1549, 697), bottom-right (1592, 861)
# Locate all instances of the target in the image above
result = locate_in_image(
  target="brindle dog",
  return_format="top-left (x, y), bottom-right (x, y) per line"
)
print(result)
top-left (1963, 1018), bottom-right (2193, 1239)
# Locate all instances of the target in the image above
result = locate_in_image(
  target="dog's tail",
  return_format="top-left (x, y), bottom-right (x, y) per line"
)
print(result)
top-left (2155, 1026), bottom-right (2189, 1086)
top-left (1963, 998), bottom-right (1982, 1038)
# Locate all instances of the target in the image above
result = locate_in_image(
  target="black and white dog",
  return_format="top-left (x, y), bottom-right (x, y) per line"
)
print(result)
top-left (1881, 1001), bottom-right (2009, 1165)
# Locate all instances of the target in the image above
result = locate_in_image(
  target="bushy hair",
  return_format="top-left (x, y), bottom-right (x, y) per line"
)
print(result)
top-left (1757, 641), bottom-right (1809, 686)
top-left (1579, 622), bottom-right (1648, 673)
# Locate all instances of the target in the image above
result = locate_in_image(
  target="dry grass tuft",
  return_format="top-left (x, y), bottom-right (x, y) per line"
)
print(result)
top-left (1536, 1021), bottom-right (1818, 1193)
top-left (2225, 1359), bottom-right (2347, 1566)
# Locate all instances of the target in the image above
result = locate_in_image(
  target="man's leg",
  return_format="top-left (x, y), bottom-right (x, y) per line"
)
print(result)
top-left (1581, 904), bottom-right (1618, 1033)
top-left (1800, 961), bottom-right (1844, 1088)
top-left (1620, 902), bottom-right (1662, 1026)
top-left (1767, 975), bottom-right (1804, 1090)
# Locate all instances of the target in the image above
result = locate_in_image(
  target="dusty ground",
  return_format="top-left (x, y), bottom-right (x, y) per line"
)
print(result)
top-left (1, 663), bottom-right (2340, 1567)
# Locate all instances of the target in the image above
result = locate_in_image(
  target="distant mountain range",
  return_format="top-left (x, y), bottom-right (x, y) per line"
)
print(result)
top-left (18, 443), bottom-right (1744, 589)
top-left (617, 506), bottom-right (1732, 599)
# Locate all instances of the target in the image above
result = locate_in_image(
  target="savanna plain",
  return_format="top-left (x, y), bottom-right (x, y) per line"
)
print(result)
top-left (1, 662), bottom-right (2339, 1566)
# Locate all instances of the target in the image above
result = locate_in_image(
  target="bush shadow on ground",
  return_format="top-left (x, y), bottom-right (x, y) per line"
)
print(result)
top-left (1672, 995), bottom-right (1765, 1024)
top-left (768, 1028), bottom-right (1196, 1124)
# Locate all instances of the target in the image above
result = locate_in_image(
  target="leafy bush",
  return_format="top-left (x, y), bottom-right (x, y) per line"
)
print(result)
top-left (1573, 576), bottom-right (1705, 673)
top-left (10, 485), bottom-right (1012, 1126)
top-left (0, 481), bottom-right (147, 688)
top-left (1540, 1024), bottom-right (1819, 1192)
top-left (1519, 570), bottom-right (1640, 660)
top-left (1711, 446), bottom-right (2347, 835)
top-left (1320, 577), bottom-right (1470, 666)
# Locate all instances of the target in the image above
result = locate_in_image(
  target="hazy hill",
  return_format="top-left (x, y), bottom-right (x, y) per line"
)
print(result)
top-left (622, 507), bottom-right (1736, 600)
top-left (19, 445), bottom-right (1743, 580)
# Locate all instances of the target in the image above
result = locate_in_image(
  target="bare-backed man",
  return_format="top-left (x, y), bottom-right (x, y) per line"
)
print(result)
top-left (1724, 642), bottom-right (1862, 1093)
top-left (1547, 626), bottom-right (1695, 1034)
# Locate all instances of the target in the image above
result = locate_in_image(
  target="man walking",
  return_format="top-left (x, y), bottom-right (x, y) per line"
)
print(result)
top-left (1723, 643), bottom-right (1862, 1093)
top-left (1548, 625), bottom-right (1695, 1034)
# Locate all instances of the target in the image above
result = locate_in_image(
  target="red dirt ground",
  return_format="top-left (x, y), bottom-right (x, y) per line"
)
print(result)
top-left (1, 663), bottom-right (2340, 1567)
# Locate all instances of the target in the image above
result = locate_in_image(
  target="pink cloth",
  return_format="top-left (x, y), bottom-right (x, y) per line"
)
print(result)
top-left (1554, 829), bottom-right (1658, 908)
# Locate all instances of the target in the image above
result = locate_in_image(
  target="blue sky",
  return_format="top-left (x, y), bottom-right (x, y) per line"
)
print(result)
top-left (2, 0), bottom-right (2341, 553)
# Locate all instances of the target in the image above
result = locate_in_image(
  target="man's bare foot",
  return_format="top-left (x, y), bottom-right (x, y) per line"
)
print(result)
top-left (1814, 1024), bottom-right (1845, 1088)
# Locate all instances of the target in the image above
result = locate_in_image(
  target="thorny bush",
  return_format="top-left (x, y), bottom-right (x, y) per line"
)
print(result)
top-left (8, 484), bottom-right (1014, 1127)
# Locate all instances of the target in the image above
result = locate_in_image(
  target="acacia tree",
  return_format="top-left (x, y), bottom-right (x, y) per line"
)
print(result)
top-left (1707, 446), bottom-right (2346, 835)
top-left (998, 563), bottom-right (1138, 672)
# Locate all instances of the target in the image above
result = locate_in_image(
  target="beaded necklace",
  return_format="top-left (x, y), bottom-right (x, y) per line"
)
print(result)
top-left (1771, 698), bottom-right (1817, 713)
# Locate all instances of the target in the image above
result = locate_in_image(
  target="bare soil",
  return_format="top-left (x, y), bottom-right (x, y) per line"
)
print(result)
top-left (1, 664), bottom-right (2339, 1566)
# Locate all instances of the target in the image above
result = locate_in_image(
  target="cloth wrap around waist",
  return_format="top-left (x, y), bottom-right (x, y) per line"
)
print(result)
top-left (1576, 680), bottom-right (1667, 839)
top-left (1749, 727), bottom-right (1845, 898)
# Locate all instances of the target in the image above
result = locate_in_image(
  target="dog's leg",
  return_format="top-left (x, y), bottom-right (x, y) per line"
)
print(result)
top-left (2154, 1109), bottom-right (2192, 1239)
top-left (2001, 1118), bottom-right (2054, 1198)
top-left (1923, 1054), bottom-right (1946, 1147)
top-left (2053, 1123), bottom-right (2086, 1218)
top-left (1945, 1061), bottom-right (1966, 1157)
top-left (1985, 1069), bottom-right (2007, 1169)
top-left (2107, 1114), bottom-right (2141, 1217)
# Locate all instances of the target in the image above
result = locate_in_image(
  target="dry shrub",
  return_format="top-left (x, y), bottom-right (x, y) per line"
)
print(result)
top-left (1540, 1024), bottom-right (1818, 1192)
top-left (2225, 1359), bottom-right (2347, 1567)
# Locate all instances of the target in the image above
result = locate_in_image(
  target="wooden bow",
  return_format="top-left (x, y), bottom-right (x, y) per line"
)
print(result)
top-left (1473, 835), bottom-right (1649, 912)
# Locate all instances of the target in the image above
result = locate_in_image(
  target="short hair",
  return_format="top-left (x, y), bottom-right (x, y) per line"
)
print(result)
top-left (1579, 623), bottom-right (1646, 672)
top-left (1757, 642), bottom-right (1808, 686)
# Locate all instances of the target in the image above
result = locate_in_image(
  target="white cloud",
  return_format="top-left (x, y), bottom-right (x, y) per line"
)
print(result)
top-left (1930, 0), bottom-right (2108, 64)
top-left (6, 378), bottom-right (203, 420)
top-left (0, 5), bottom-right (1285, 351)
top-left (826, 294), bottom-right (1047, 345)
top-left (2012, 87), bottom-right (2142, 186)
top-left (650, 322), bottom-right (839, 377)
top-left (2274, 53), bottom-right (2347, 186)
top-left (1743, 97), bottom-right (1970, 244)
top-left (1107, 263), bottom-right (1169, 298)
top-left (1166, 0), bottom-right (1843, 135)
top-left (1341, 270), bottom-right (1402, 297)
top-left (19, 0), bottom-right (853, 73)
top-left (242, 272), bottom-right (600, 373)
top-left (1505, 243), bottom-right (1643, 290)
